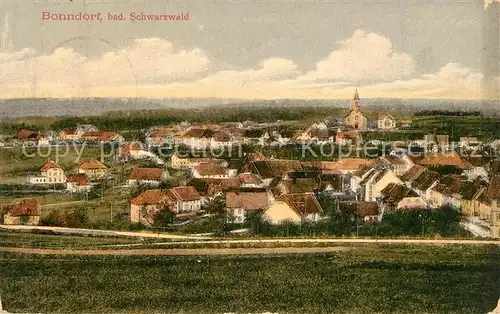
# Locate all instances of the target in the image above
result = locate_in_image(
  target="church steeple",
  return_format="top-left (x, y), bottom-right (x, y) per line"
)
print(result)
top-left (350, 89), bottom-right (361, 111)
top-left (353, 89), bottom-right (360, 100)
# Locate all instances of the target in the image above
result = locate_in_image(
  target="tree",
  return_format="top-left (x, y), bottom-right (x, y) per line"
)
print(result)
top-left (151, 205), bottom-right (175, 228)
top-left (202, 194), bottom-right (226, 216)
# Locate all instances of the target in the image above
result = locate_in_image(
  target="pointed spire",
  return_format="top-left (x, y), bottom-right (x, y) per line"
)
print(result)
top-left (353, 89), bottom-right (360, 100)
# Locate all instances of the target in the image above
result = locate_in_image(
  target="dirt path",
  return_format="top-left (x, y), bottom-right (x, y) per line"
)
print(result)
top-left (0, 246), bottom-right (350, 256)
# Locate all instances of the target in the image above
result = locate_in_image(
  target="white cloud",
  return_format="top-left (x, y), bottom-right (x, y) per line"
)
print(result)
top-left (0, 38), bottom-right (210, 97)
top-left (298, 30), bottom-right (415, 83)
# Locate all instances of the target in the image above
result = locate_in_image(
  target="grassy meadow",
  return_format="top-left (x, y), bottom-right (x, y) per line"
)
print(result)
top-left (0, 244), bottom-right (499, 313)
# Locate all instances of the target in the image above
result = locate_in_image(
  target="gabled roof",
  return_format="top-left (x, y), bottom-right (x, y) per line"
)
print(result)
top-left (66, 174), bottom-right (90, 186)
top-left (382, 155), bottom-right (407, 166)
top-left (182, 128), bottom-right (214, 139)
top-left (378, 112), bottom-right (396, 120)
top-left (212, 131), bottom-right (231, 142)
top-left (432, 175), bottom-right (463, 197)
top-left (130, 189), bottom-right (166, 206)
top-left (13, 129), bottom-right (39, 140)
top-left (417, 152), bottom-right (473, 170)
top-left (460, 179), bottom-right (488, 200)
top-left (40, 160), bottom-right (61, 172)
top-left (2, 199), bottom-right (40, 216)
top-left (194, 162), bottom-right (227, 176)
top-left (237, 173), bottom-right (263, 185)
top-left (276, 193), bottom-right (323, 216)
top-left (339, 201), bottom-right (379, 218)
top-left (400, 165), bottom-right (426, 182)
top-left (226, 192), bottom-right (268, 211)
top-left (486, 175), bottom-right (500, 199)
top-left (79, 159), bottom-right (107, 170)
top-left (168, 186), bottom-right (202, 202)
top-left (381, 183), bottom-right (418, 206)
top-left (412, 169), bottom-right (441, 191)
top-left (129, 168), bottom-right (163, 181)
top-left (282, 178), bottom-right (320, 194)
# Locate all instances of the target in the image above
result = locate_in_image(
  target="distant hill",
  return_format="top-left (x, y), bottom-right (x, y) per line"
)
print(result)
top-left (0, 97), bottom-right (498, 119)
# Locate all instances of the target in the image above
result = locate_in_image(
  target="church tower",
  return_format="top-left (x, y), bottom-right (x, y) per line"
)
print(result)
top-left (350, 89), bottom-right (361, 111)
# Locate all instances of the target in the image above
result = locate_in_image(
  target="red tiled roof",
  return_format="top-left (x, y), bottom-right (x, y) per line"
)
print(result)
top-left (40, 160), bottom-right (61, 172)
top-left (417, 152), bottom-right (473, 169)
top-left (61, 128), bottom-right (76, 135)
top-left (13, 129), bottom-right (39, 140)
top-left (237, 173), bottom-right (263, 185)
top-left (66, 174), bottom-right (90, 186)
top-left (130, 189), bottom-right (166, 206)
top-left (168, 186), bottom-right (201, 202)
top-left (212, 131), bottom-right (231, 142)
top-left (79, 160), bottom-right (107, 170)
top-left (194, 162), bottom-right (227, 176)
top-left (378, 112), bottom-right (395, 120)
top-left (226, 192), bottom-right (268, 211)
top-left (182, 128), bottom-right (213, 138)
top-left (383, 155), bottom-right (407, 166)
top-left (2, 199), bottom-right (40, 216)
top-left (129, 168), bottom-right (163, 181)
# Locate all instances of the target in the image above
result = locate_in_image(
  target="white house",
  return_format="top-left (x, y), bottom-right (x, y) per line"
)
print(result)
top-left (27, 160), bottom-right (66, 185)
top-left (263, 193), bottom-right (323, 225)
top-left (225, 191), bottom-right (269, 223)
top-left (377, 112), bottom-right (397, 130)
top-left (166, 186), bottom-right (203, 213)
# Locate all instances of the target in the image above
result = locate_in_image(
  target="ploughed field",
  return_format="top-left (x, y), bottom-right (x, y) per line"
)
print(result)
top-left (1, 244), bottom-right (499, 313)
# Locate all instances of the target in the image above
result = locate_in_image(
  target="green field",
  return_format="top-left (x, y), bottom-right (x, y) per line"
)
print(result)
top-left (0, 244), bottom-right (499, 313)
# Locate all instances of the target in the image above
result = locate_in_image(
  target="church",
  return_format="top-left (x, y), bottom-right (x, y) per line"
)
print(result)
top-left (343, 89), bottom-right (368, 129)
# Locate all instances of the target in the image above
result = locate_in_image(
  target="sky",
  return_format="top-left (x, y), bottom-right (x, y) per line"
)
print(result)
top-left (0, 0), bottom-right (498, 100)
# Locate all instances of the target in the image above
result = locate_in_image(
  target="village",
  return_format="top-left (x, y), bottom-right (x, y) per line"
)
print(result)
top-left (1, 91), bottom-right (499, 239)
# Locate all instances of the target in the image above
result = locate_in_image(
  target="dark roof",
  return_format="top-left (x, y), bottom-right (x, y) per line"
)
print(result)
top-left (486, 175), bottom-right (500, 199)
top-left (380, 183), bottom-right (419, 206)
top-left (339, 201), bottom-right (379, 218)
top-left (400, 165), bottom-right (426, 182)
top-left (412, 169), bottom-right (441, 191)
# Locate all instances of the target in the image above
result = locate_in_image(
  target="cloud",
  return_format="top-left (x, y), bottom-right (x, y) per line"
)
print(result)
top-left (0, 31), bottom-right (497, 100)
top-left (0, 38), bottom-right (210, 97)
top-left (297, 30), bottom-right (415, 84)
top-left (484, 0), bottom-right (500, 9)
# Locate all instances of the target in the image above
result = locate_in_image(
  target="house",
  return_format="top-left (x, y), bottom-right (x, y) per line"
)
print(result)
top-left (119, 142), bottom-right (144, 160)
top-left (336, 128), bottom-right (362, 145)
top-left (380, 155), bottom-right (412, 176)
top-left (79, 160), bottom-right (108, 181)
top-left (344, 90), bottom-right (368, 130)
top-left (460, 179), bottom-right (488, 217)
top-left (128, 168), bottom-right (165, 186)
top-left (211, 131), bottom-right (234, 148)
top-left (146, 128), bottom-right (175, 147)
top-left (410, 169), bottom-right (441, 198)
top-left (416, 152), bottom-right (473, 170)
top-left (166, 186), bottom-right (203, 213)
top-left (12, 129), bottom-right (40, 146)
top-left (178, 128), bottom-right (213, 149)
top-left (485, 175), bottom-right (500, 238)
top-left (263, 193), bottom-right (323, 224)
top-left (66, 174), bottom-right (91, 193)
top-left (80, 131), bottom-right (124, 143)
top-left (129, 189), bottom-right (169, 226)
top-left (170, 151), bottom-right (214, 169)
top-left (398, 120), bottom-right (413, 128)
top-left (75, 124), bottom-right (99, 138)
top-left (1, 199), bottom-right (41, 225)
top-left (339, 201), bottom-right (380, 223)
top-left (192, 162), bottom-right (236, 179)
top-left (36, 134), bottom-right (50, 146)
top-left (377, 112), bottom-right (397, 130)
top-left (358, 168), bottom-right (403, 202)
top-left (59, 128), bottom-right (78, 141)
top-left (225, 191), bottom-right (269, 223)
top-left (27, 160), bottom-right (66, 185)
top-left (379, 183), bottom-right (424, 212)
top-left (237, 172), bottom-right (265, 188)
